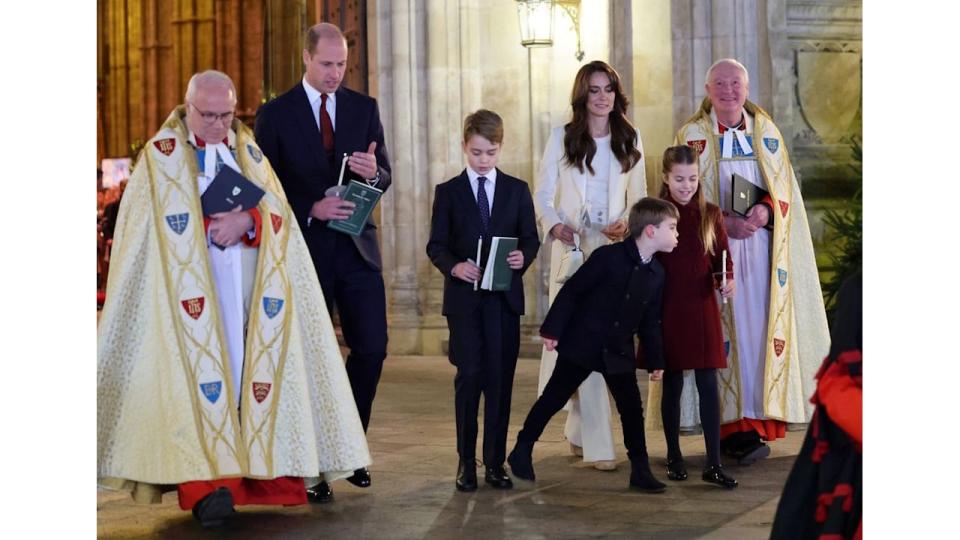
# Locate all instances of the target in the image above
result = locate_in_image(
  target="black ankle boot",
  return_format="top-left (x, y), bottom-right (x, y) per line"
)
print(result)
top-left (629, 462), bottom-right (666, 493)
top-left (507, 440), bottom-right (536, 481)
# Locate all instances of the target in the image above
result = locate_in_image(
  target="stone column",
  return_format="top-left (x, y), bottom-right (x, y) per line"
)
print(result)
top-left (370, 0), bottom-right (432, 354)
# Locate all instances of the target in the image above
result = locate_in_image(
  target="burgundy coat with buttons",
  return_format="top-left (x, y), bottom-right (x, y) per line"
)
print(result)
top-left (646, 196), bottom-right (731, 371)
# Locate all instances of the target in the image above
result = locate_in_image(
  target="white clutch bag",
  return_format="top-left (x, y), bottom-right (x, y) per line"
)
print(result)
top-left (555, 233), bottom-right (583, 284)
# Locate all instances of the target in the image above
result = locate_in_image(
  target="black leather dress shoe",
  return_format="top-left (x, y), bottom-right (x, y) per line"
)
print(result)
top-left (192, 487), bottom-right (235, 527)
top-left (629, 466), bottom-right (667, 493)
top-left (306, 481), bottom-right (334, 503)
top-left (507, 441), bottom-right (536, 481)
top-left (484, 465), bottom-right (514, 489)
top-left (666, 458), bottom-right (688, 481)
top-left (346, 467), bottom-right (372, 488)
top-left (456, 460), bottom-right (478, 492)
top-left (736, 441), bottom-right (771, 466)
top-left (702, 465), bottom-right (738, 489)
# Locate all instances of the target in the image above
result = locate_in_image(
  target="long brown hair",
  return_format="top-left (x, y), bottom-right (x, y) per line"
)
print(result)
top-left (659, 145), bottom-right (719, 256)
top-left (563, 61), bottom-right (642, 175)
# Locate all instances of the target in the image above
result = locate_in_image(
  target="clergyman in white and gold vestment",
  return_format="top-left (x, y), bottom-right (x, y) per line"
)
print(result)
top-left (97, 71), bottom-right (370, 526)
top-left (648, 59), bottom-right (830, 466)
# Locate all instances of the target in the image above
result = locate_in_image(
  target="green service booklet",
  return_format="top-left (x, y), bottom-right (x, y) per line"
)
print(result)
top-left (479, 236), bottom-right (518, 291)
top-left (327, 180), bottom-right (384, 236)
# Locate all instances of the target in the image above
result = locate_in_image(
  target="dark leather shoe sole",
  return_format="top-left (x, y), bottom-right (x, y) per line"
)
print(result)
top-left (484, 477), bottom-right (514, 490)
top-left (629, 483), bottom-right (666, 494)
top-left (455, 480), bottom-right (478, 492)
top-left (346, 468), bottom-right (372, 488)
top-left (737, 443), bottom-right (771, 466)
top-left (702, 467), bottom-right (739, 489)
top-left (306, 483), bottom-right (334, 504)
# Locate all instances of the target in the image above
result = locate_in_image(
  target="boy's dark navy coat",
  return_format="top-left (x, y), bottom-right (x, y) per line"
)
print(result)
top-left (426, 169), bottom-right (540, 316)
top-left (540, 239), bottom-right (666, 374)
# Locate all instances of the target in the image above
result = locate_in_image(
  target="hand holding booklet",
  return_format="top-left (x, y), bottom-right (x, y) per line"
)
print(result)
top-left (477, 236), bottom-right (518, 292)
top-left (327, 180), bottom-right (383, 236)
top-left (201, 165), bottom-right (265, 216)
top-left (201, 166), bottom-right (265, 250)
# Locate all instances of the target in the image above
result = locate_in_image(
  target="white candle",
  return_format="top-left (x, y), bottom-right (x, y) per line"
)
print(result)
top-left (721, 249), bottom-right (728, 305)
top-left (337, 153), bottom-right (349, 186)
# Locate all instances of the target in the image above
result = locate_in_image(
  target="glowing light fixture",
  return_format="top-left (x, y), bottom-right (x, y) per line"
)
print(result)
top-left (515, 0), bottom-right (584, 61)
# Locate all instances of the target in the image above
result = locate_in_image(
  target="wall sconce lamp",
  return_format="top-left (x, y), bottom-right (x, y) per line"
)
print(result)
top-left (515, 0), bottom-right (585, 61)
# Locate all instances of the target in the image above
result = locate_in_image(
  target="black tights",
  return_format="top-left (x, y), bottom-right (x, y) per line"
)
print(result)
top-left (661, 369), bottom-right (721, 467)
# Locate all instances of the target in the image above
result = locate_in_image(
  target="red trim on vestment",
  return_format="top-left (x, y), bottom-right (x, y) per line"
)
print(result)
top-left (720, 418), bottom-right (787, 441)
top-left (242, 208), bottom-right (262, 247)
top-left (177, 477), bottom-right (306, 510)
top-left (193, 135), bottom-right (229, 148)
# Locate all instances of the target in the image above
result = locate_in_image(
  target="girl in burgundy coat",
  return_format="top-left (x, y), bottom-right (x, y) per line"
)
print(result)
top-left (657, 146), bottom-right (737, 488)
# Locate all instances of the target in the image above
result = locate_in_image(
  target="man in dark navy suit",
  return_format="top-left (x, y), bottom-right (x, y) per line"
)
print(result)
top-left (254, 22), bottom-right (390, 503)
top-left (426, 110), bottom-right (540, 492)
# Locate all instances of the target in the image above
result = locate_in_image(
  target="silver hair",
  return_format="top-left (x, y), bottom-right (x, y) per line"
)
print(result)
top-left (705, 58), bottom-right (749, 85)
top-left (184, 70), bottom-right (237, 104)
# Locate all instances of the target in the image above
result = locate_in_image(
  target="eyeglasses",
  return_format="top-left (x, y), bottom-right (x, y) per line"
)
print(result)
top-left (189, 103), bottom-right (234, 124)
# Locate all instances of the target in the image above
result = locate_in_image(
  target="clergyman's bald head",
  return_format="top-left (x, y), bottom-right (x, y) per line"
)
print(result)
top-left (184, 70), bottom-right (237, 105)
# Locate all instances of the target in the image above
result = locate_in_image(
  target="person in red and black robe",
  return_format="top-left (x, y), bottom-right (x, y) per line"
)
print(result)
top-left (770, 272), bottom-right (862, 539)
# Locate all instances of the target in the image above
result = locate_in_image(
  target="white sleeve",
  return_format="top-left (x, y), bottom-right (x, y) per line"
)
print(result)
top-left (533, 127), bottom-right (564, 242)
top-left (620, 128), bottom-right (647, 222)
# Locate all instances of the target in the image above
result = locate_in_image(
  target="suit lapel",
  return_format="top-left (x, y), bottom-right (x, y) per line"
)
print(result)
top-left (607, 149), bottom-right (626, 220)
top-left (488, 169), bottom-right (509, 233)
top-left (291, 84), bottom-right (327, 174)
top-left (454, 171), bottom-right (483, 233)
top-left (334, 87), bottom-right (351, 159)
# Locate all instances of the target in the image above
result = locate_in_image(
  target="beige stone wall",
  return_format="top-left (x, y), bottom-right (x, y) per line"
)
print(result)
top-left (370, 0), bottom-right (859, 355)
top-left (371, 0), bottom-right (677, 355)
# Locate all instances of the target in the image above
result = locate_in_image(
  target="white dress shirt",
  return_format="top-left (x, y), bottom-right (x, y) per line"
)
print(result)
top-left (302, 77), bottom-right (336, 130)
top-left (465, 166), bottom-right (496, 213)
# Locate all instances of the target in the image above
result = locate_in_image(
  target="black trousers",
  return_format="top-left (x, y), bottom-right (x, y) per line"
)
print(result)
top-left (315, 232), bottom-right (388, 432)
top-left (661, 369), bottom-right (721, 467)
top-left (446, 293), bottom-right (520, 466)
top-left (517, 358), bottom-right (651, 466)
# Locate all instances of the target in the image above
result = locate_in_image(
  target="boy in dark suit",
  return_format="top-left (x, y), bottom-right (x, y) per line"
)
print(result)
top-left (426, 109), bottom-right (540, 492)
top-left (507, 197), bottom-right (679, 493)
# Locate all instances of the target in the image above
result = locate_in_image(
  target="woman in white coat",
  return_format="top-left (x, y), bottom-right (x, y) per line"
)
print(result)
top-left (534, 61), bottom-right (647, 470)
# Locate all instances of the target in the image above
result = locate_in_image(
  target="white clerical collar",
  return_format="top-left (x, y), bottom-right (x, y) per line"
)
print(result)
top-left (466, 167), bottom-right (497, 185)
top-left (710, 108), bottom-right (753, 158)
top-left (710, 107), bottom-right (754, 134)
top-left (302, 77), bottom-right (335, 108)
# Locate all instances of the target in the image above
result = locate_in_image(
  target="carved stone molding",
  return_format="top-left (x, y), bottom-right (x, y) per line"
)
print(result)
top-left (786, 0), bottom-right (861, 36)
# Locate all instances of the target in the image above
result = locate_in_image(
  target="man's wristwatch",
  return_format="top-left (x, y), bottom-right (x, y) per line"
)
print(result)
top-left (368, 170), bottom-right (381, 185)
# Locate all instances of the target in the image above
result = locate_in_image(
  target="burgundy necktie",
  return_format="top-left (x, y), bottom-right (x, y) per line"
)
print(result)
top-left (320, 93), bottom-right (334, 152)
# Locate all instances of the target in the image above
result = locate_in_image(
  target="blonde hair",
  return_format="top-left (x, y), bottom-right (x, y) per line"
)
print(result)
top-left (659, 145), bottom-right (719, 256)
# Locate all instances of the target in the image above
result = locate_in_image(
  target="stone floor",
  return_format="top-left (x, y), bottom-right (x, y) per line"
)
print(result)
top-left (97, 355), bottom-right (802, 539)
